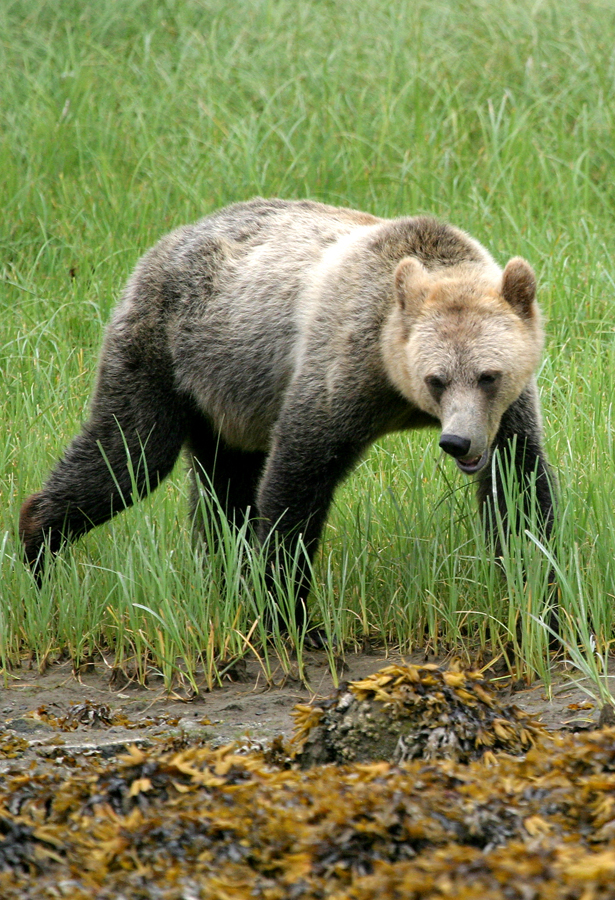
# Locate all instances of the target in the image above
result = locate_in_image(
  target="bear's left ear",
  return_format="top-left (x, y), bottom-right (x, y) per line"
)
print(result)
top-left (501, 257), bottom-right (537, 319)
top-left (394, 257), bottom-right (431, 316)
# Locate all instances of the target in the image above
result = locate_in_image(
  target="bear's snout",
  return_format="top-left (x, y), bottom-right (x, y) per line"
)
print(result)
top-left (438, 396), bottom-right (490, 475)
top-left (439, 430), bottom-right (489, 475)
top-left (439, 434), bottom-right (471, 459)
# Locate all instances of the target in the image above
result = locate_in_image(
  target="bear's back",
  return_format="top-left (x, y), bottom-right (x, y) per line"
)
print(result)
top-left (111, 200), bottom-right (497, 452)
top-left (163, 201), bottom-right (383, 449)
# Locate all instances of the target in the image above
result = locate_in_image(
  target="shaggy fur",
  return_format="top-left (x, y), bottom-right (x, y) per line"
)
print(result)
top-left (20, 198), bottom-right (554, 625)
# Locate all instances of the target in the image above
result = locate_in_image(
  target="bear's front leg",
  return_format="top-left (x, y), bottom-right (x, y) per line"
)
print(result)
top-left (477, 380), bottom-right (555, 551)
top-left (256, 423), bottom-right (365, 634)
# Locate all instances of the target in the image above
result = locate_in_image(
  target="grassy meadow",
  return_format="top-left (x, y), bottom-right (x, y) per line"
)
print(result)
top-left (2, 0), bottom-right (615, 694)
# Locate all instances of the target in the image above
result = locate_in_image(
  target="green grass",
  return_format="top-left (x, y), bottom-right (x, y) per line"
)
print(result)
top-left (2, 0), bottom-right (615, 695)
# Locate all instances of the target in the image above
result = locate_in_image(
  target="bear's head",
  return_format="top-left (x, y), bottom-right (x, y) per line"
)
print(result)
top-left (386, 256), bottom-right (544, 474)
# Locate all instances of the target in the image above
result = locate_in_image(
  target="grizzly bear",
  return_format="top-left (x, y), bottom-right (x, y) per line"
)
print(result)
top-left (20, 198), bottom-right (554, 626)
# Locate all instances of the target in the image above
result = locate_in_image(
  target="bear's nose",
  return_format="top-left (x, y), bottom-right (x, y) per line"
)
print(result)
top-left (439, 433), bottom-right (472, 459)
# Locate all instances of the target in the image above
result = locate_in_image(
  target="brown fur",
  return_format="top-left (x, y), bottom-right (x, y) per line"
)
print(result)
top-left (20, 198), bottom-right (554, 624)
top-left (19, 493), bottom-right (46, 566)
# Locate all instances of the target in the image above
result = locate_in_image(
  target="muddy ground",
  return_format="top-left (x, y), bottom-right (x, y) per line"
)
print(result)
top-left (1, 649), bottom-right (610, 770)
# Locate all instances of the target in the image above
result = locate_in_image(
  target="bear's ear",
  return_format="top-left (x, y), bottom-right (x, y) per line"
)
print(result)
top-left (501, 257), bottom-right (537, 319)
top-left (394, 257), bottom-right (430, 315)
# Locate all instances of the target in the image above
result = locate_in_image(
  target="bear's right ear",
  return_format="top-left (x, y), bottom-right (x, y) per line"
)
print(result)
top-left (394, 257), bottom-right (430, 315)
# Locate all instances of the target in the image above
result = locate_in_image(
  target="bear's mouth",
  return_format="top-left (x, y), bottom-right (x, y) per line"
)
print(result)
top-left (455, 450), bottom-right (489, 475)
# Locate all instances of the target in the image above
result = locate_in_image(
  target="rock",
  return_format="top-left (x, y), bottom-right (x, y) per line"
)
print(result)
top-left (292, 663), bottom-right (547, 766)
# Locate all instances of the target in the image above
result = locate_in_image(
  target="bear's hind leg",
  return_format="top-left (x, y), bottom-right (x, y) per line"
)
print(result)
top-left (20, 357), bottom-right (188, 577)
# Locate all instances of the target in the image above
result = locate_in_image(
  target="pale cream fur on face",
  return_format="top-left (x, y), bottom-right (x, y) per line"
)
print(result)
top-left (382, 259), bottom-right (544, 460)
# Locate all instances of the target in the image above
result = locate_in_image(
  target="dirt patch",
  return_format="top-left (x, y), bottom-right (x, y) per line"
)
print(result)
top-left (1, 650), bottom-right (611, 771)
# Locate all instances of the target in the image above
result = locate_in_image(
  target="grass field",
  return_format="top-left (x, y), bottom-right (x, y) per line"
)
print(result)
top-left (2, 0), bottom-right (615, 696)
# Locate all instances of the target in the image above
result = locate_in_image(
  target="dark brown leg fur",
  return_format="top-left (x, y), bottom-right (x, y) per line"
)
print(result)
top-left (20, 341), bottom-right (189, 578)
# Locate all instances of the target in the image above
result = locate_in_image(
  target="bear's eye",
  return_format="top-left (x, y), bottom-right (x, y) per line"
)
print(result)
top-left (425, 375), bottom-right (447, 398)
top-left (478, 372), bottom-right (501, 389)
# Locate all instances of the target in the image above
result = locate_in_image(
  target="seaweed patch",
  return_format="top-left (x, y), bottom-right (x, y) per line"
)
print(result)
top-left (1, 666), bottom-right (614, 898)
